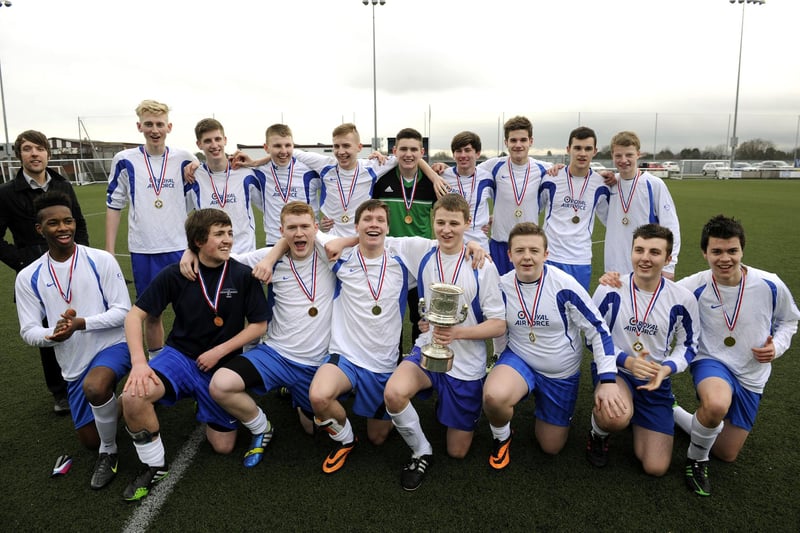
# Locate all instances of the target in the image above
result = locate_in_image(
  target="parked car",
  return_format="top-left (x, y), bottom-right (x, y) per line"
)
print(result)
top-left (732, 162), bottom-right (757, 171)
top-left (639, 162), bottom-right (664, 170)
top-left (589, 162), bottom-right (607, 171)
top-left (756, 160), bottom-right (791, 168)
top-left (702, 162), bottom-right (727, 177)
top-left (662, 161), bottom-right (681, 174)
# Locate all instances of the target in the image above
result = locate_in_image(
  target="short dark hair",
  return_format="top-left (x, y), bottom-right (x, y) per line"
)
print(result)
top-left (14, 130), bottom-right (51, 159)
top-left (504, 116), bottom-right (533, 140)
top-left (450, 131), bottom-right (481, 153)
top-left (194, 118), bottom-right (225, 140)
top-left (185, 209), bottom-right (232, 254)
top-left (632, 224), bottom-right (674, 256)
top-left (700, 214), bottom-right (745, 251)
top-left (266, 124), bottom-right (293, 140)
top-left (433, 193), bottom-right (470, 222)
top-left (33, 192), bottom-right (73, 224)
top-left (395, 128), bottom-right (423, 144)
top-left (508, 222), bottom-right (547, 250)
top-left (568, 126), bottom-right (597, 148)
top-left (354, 199), bottom-right (389, 225)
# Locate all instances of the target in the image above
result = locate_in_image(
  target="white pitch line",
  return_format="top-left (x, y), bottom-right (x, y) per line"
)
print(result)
top-left (121, 425), bottom-right (205, 533)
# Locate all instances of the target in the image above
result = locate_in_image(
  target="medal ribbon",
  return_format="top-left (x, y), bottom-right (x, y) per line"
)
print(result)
top-left (356, 249), bottom-right (387, 304)
top-left (711, 268), bottom-right (747, 334)
top-left (141, 146), bottom-right (169, 199)
top-left (567, 168), bottom-right (591, 214)
top-left (399, 170), bottom-right (418, 215)
top-left (617, 170), bottom-right (640, 215)
top-left (197, 261), bottom-right (230, 316)
top-left (288, 248), bottom-right (317, 304)
top-left (515, 265), bottom-right (546, 330)
top-left (335, 164), bottom-right (360, 216)
top-left (205, 161), bottom-right (231, 208)
top-left (507, 159), bottom-right (531, 208)
top-left (271, 158), bottom-right (295, 204)
top-left (629, 273), bottom-right (665, 338)
top-left (436, 246), bottom-right (466, 284)
top-left (47, 247), bottom-right (79, 304)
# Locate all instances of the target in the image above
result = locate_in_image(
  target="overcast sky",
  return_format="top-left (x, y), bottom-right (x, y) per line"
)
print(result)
top-left (0, 0), bottom-right (798, 158)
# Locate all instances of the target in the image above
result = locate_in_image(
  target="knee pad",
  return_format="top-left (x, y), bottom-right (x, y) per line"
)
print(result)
top-left (126, 425), bottom-right (160, 444)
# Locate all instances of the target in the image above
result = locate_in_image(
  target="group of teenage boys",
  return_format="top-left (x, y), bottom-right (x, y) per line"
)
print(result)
top-left (4, 100), bottom-right (797, 502)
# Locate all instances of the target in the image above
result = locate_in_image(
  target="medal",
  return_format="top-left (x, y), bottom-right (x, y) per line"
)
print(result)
top-left (289, 249), bottom-right (318, 317)
top-left (357, 249), bottom-right (388, 321)
top-left (198, 261), bottom-right (230, 328)
top-left (335, 164), bottom-right (359, 226)
top-left (206, 161), bottom-right (231, 208)
top-left (617, 171), bottom-right (640, 228)
top-left (142, 146), bottom-right (169, 210)
top-left (399, 171), bottom-right (418, 225)
top-left (47, 247), bottom-right (79, 304)
top-left (508, 159), bottom-right (531, 221)
top-left (630, 274), bottom-right (664, 351)
top-left (270, 158), bottom-right (295, 204)
top-left (566, 169), bottom-right (590, 224)
top-left (724, 336), bottom-right (736, 347)
top-left (515, 266), bottom-right (547, 346)
top-left (711, 269), bottom-right (747, 348)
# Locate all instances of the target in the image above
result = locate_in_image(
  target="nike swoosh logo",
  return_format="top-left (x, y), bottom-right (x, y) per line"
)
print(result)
top-left (46, 283), bottom-right (56, 287)
top-left (711, 304), bottom-right (723, 309)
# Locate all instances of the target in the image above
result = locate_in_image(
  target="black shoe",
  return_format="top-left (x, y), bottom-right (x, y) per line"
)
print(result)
top-left (123, 464), bottom-right (169, 501)
top-left (489, 433), bottom-right (512, 470)
top-left (586, 431), bottom-right (610, 468)
top-left (685, 459), bottom-right (711, 496)
top-left (90, 452), bottom-right (118, 490)
top-left (53, 397), bottom-right (70, 415)
top-left (401, 454), bottom-right (432, 491)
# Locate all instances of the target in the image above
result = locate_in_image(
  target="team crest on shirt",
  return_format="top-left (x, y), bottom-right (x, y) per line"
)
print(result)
top-left (625, 317), bottom-right (658, 336)
top-left (560, 195), bottom-right (586, 211)
top-left (515, 311), bottom-right (550, 327)
top-left (220, 288), bottom-right (238, 299)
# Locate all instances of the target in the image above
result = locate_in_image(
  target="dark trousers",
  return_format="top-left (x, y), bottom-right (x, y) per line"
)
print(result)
top-left (400, 286), bottom-right (423, 357)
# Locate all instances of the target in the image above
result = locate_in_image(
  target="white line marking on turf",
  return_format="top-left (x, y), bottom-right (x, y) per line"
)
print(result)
top-left (121, 425), bottom-right (205, 533)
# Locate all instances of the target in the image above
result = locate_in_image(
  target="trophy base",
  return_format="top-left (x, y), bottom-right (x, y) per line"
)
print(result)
top-left (420, 344), bottom-right (454, 373)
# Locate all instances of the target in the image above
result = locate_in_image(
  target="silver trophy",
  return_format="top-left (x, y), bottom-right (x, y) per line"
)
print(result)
top-left (418, 283), bottom-right (469, 372)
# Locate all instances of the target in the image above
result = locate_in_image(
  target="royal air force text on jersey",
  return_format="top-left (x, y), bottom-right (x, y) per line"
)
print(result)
top-left (560, 195), bottom-right (587, 211)
top-left (625, 318), bottom-right (659, 336)
top-left (514, 311), bottom-right (550, 327)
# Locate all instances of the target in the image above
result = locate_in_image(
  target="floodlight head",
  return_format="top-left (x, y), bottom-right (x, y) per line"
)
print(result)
top-left (380, 0), bottom-right (386, 5)
top-left (363, 0), bottom-right (368, 5)
top-left (1, 1), bottom-right (12, 7)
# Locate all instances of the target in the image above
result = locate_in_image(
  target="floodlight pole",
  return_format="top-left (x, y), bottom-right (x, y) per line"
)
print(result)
top-left (0, 0), bottom-right (11, 161)
top-left (729, 0), bottom-right (765, 169)
top-left (363, 0), bottom-right (385, 151)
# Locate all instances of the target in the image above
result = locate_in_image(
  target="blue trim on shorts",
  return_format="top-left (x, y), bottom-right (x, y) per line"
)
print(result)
top-left (241, 344), bottom-right (318, 413)
top-left (690, 358), bottom-right (761, 430)
top-left (131, 250), bottom-right (183, 296)
top-left (489, 239), bottom-right (513, 276)
top-left (67, 342), bottom-right (130, 430)
top-left (149, 345), bottom-right (238, 430)
top-left (405, 348), bottom-right (484, 431)
top-left (322, 354), bottom-right (391, 420)
top-left (497, 349), bottom-right (579, 427)
top-left (545, 260), bottom-right (591, 292)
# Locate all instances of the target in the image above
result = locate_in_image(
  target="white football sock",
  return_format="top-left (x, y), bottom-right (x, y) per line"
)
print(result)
top-left (90, 395), bottom-right (119, 454)
top-left (688, 414), bottom-right (723, 462)
top-left (388, 402), bottom-right (433, 458)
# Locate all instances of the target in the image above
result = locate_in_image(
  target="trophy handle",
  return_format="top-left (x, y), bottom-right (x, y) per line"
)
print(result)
top-left (418, 297), bottom-right (427, 318)
top-left (458, 304), bottom-right (469, 324)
